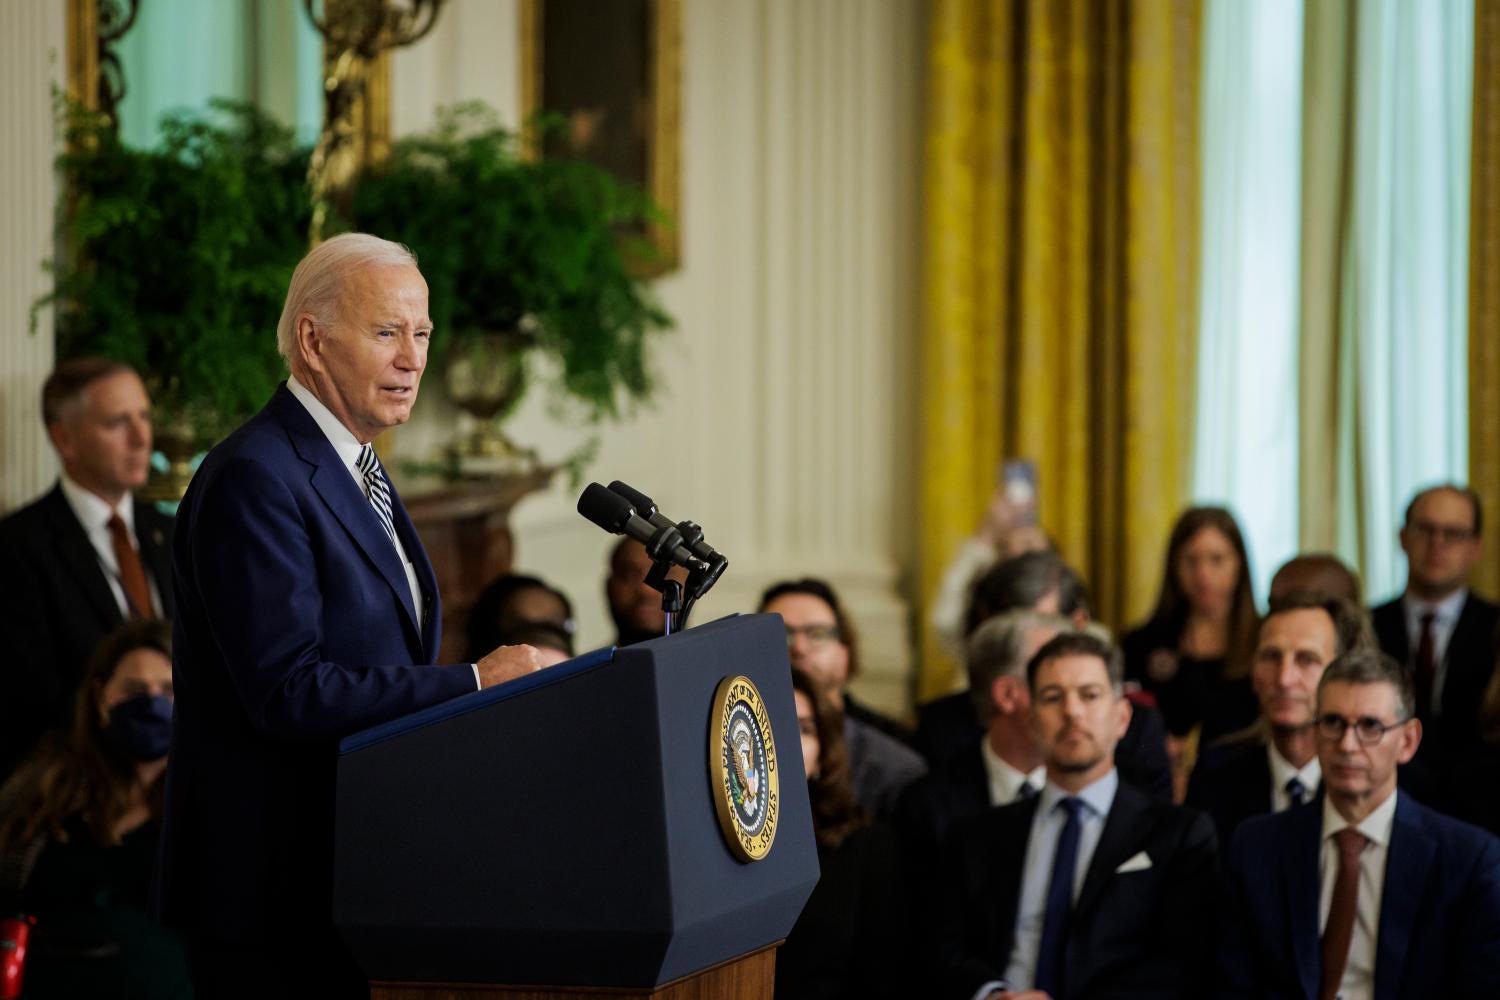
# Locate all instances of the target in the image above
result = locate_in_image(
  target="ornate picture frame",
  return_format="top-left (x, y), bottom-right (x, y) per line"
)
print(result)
top-left (519, 0), bottom-right (681, 274)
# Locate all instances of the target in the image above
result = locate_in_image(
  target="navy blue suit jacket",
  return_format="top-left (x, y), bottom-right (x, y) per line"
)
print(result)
top-left (1218, 792), bottom-right (1500, 999)
top-left (157, 385), bottom-right (476, 942)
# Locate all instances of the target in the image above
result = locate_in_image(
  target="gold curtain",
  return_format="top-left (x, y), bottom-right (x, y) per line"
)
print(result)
top-left (1472, 0), bottom-right (1500, 600)
top-left (918, 0), bottom-right (1202, 701)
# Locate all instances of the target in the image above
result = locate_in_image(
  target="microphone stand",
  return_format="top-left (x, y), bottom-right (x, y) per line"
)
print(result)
top-left (641, 522), bottom-right (728, 637)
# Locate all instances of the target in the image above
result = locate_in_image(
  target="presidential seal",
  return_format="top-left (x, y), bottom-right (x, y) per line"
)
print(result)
top-left (710, 675), bottom-right (780, 862)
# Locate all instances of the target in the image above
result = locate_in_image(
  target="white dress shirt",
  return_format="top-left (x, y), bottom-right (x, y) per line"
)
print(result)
top-left (285, 377), bottom-right (478, 689)
top-left (58, 474), bottom-right (163, 617)
top-left (1318, 791), bottom-right (1399, 1000)
top-left (995, 769), bottom-right (1121, 993)
top-left (1402, 589), bottom-right (1467, 711)
top-left (1267, 743), bottom-right (1321, 813)
top-left (981, 739), bottom-right (1046, 806)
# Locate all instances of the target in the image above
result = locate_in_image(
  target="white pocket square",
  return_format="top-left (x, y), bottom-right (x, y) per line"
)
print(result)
top-left (1114, 851), bottom-right (1153, 874)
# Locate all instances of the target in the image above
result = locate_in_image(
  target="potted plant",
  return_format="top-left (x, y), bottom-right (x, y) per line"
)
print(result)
top-left (347, 102), bottom-right (673, 474)
top-left (39, 100), bottom-right (312, 498)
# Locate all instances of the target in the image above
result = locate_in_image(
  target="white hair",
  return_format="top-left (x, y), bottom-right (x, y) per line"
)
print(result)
top-left (275, 233), bottom-right (418, 368)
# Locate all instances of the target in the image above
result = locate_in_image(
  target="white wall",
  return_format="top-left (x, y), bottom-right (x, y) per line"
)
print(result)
top-left (0, 1), bottom-right (65, 513)
top-left (389, 0), bottom-right (926, 713)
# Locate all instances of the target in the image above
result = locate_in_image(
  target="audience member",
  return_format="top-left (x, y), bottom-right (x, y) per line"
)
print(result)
top-left (932, 632), bottom-right (1218, 999)
top-left (897, 611), bottom-right (1067, 897)
top-left (466, 573), bottom-right (576, 666)
top-left (1269, 553), bottom-right (1362, 605)
top-left (928, 486), bottom-right (1053, 658)
top-left (775, 668), bottom-right (908, 1000)
top-left (1369, 485), bottom-right (1498, 742)
top-left (1122, 506), bottom-right (1261, 792)
top-left (605, 537), bottom-right (687, 646)
top-left (1218, 649), bottom-right (1500, 998)
top-left (916, 551), bottom-right (1089, 764)
top-left (760, 579), bottom-right (925, 818)
top-left (0, 620), bottom-right (189, 998)
top-left (915, 553), bottom-right (1173, 801)
top-left (1186, 591), bottom-right (1373, 847)
top-left (0, 358), bottom-right (174, 778)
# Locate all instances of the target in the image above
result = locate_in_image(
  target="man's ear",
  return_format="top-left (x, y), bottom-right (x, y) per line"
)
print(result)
top-left (46, 420), bottom-right (73, 462)
top-left (991, 675), bottom-right (1022, 714)
top-left (1397, 717), bottom-right (1423, 765)
top-left (296, 314), bottom-right (326, 374)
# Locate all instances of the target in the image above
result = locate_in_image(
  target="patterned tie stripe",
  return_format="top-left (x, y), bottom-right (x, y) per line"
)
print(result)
top-left (357, 444), bottom-right (398, 546)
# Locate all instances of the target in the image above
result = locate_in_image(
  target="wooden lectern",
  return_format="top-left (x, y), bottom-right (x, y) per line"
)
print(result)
top-left (334, 615), bottom-right (818, 999)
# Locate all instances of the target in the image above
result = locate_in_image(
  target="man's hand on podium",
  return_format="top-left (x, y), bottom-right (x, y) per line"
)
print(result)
top-left (476, 644), bottom-right (544, 688)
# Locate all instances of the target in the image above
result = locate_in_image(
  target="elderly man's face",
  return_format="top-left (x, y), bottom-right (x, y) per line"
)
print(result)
top-left (300, 263), bottom-right (431, 443)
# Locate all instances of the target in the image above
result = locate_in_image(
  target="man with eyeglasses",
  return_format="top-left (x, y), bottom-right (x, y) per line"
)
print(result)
top-left (760, 578), bottom-right (926, 818)
top-left (1218, 649), bottom-right (1500, 999)
top-left (1370, 485), bottom-right (1498, 730)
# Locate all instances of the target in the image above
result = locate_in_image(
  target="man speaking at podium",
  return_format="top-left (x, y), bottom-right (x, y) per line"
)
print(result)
top-left (157, 234), bottom-right (542, 997)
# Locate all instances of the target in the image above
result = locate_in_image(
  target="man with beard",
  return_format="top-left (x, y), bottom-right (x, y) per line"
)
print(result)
top-left (933, 632), bottom-right (1217, 999)
top-left (1186, 592), bottom-right (1373, 847)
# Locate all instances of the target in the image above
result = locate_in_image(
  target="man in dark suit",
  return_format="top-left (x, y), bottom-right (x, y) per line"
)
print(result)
top-left (157, 234), bottom-right (543, 997)
top-left (1187, 591), bottom-right (1373, 847)
top-left (1369, 485), bottom-right (1499, 741)
top-left (898, 610), bottom-right (1064, 894)
top-left (933, 632), bottom-right (1218, 999)
top-left (1219, 649), bottom-right (1500, 999)
top-left (0, 357), bottom-right (175, 777)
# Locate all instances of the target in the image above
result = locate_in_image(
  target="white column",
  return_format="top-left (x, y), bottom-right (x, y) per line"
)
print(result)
top-left (0, 1), bottom-right (66, 513)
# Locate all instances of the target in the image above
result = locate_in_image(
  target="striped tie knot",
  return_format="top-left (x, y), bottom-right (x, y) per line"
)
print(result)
top-left (356, 444), bottom-right (398, 546)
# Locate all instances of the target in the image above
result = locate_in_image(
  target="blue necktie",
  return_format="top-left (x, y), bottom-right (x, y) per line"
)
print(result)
top-left (1035, 797), bottom-right (1085, 996)
top-left (1286, 776), bottom-right (1308, 807)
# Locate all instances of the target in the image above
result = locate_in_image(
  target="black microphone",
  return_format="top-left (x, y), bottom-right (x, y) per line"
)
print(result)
top-left (577, 483), bottom-right (706, 571)
top-left (607, 480), bottom-right (723, 563)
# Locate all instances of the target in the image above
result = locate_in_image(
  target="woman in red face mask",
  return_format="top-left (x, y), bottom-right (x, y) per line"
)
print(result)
top-left (0, 620), bottom-right (189, 999)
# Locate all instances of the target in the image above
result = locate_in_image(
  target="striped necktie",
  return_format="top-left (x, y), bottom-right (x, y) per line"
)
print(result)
top-left (356, 444), bottom-right (398, 546)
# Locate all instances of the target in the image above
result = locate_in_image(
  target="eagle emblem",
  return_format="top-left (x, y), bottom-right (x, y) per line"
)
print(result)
top-left (711, 675), bottom-right (780, 862)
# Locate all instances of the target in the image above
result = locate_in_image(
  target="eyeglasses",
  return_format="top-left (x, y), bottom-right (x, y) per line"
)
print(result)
top-left (1408, 520), bottom-right (1476, 546)
top-left (1315, 713), bottom-right (1408, 745)
top-left (784, 624), bottom-right (841, 647)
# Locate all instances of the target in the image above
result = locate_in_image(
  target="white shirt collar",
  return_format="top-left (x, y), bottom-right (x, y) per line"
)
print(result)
top-left (58, 472), bottom-right (133, 534)
top-left (1322, 788), bottom-right (1399, 849)
top-left (1038, 767), bottom-right (1119, 821)
top-left (980, 738), bottom-right (1045, 806)
top-left (287, 374), bottom-right (365, 476)
top-left (1267, 741), bottom-right (1322, 794)
top-left (1403, 588), bottom-right (1468, 626)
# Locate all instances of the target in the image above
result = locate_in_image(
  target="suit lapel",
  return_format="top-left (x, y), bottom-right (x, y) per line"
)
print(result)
top-left (269, 387), bottom-right (423, 646)
top-left (1373, 602), bottom-right (1410, 665)
top-left (986, 797), bottom-right (1040, 963)
top-left (1284, 797), bottom-right (1324, 997)
top-left (132, 499), bottom-right (175, 617)
top-left (1074, 780), bottom-right (1149, 921)
top-left (387, 480), bottom-right (440, 663)
top-left (42, 486), bottom-right (122, 628)
top-left (1373, 796), bottom-right (1433, 1000)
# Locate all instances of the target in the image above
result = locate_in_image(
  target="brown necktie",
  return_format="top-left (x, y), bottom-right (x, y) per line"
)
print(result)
top-left (107, 513), bottom-right (154, 619)
top-left (1414, 612), bottom-right (1436, 714)
top-left (1320, 828), bottom-right (1368, 1000)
